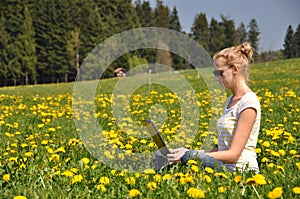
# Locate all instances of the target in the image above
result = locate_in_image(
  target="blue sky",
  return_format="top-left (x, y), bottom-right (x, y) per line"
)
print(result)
top-left (148, 0), bottom-right (300, 52)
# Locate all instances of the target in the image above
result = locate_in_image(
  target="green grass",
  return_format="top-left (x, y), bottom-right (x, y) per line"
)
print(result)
top-left (0, 58), bottom-right (299, 198)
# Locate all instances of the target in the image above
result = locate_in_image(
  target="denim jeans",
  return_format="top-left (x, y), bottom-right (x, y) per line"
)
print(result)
top-left (183, 150), bottom-right (235, 172)
top-left (153, 149), bottom-right (234, 172)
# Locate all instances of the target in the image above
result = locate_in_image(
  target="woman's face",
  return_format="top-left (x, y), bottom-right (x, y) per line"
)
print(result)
top-left (214, 57), bottom-right (233, 88)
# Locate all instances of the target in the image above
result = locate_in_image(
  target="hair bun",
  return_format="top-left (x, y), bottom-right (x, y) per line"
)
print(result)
top-left (239, 42), bottom-right (254, 60)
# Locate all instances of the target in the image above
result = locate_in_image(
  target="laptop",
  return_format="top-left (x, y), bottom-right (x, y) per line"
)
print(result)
top-left (143, 120), bottom-right (171, 156)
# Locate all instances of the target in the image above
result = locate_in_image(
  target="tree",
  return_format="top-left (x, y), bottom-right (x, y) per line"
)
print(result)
top-left (236, 22), bottom-right (248, 44)
top-left (134, 0), bottom-right (153, 27)
top-left (0, 14), bottom-right (10, 86)
top-left (283, 25), bottom-right (295, 58)
top-left (190, 13), bottom-right (209, 50)
top-left (294, 24), bottom-right (300, 57)
top-left (247, 19), bottom-right (260, 60)
top-left (208, 17), bottom-right (225, 55)
top-left (16, 6), bottom-right (37, 84)
top-left (169, 6), bottom-right (181, 32)
top-left (220, 15), bottom-right (236, 47)
top-left (154, 0), bottom-right (170, 28)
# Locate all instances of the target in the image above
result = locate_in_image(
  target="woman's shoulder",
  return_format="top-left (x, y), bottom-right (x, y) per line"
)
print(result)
top-left (238, 92), bottom-right (261, 113)
top-left (242, 92), bottom-right (260, 102)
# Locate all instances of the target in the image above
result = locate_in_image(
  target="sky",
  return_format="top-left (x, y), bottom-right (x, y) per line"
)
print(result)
top-left (148, 0), bottom-right (300, 52)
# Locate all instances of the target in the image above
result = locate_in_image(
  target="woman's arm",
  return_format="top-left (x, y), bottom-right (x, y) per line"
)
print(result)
top-left (207, 107), bottom-right (257, 164)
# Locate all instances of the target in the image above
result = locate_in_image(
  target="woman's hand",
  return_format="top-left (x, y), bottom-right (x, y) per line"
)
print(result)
top-left (167, 147), bottom-right (189, 165)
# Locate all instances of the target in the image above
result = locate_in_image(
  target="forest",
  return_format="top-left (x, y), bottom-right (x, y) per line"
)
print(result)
top-left (0, 0), bottom-right (299, 86)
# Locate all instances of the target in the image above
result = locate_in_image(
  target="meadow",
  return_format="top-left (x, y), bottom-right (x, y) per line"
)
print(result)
top-left (0, 58), bottom-right (299, 199)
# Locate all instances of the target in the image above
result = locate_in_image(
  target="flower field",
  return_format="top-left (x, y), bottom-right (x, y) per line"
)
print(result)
top-left (0, 59), bottom-right (299, 199)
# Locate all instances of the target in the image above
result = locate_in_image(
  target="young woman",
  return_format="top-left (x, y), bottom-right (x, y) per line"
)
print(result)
top-left (167, 42), bottom-right (261, 172)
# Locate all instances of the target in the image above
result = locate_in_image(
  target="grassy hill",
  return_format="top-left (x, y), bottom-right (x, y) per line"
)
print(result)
top-left (0, 58), bottom-right (299, 198)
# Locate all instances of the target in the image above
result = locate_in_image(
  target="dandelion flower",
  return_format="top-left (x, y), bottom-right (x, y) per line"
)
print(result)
top-left (71, 174), bottom-right (83, 184)
top-left (253, 174), bottom-right (267, 185)
top-left (267, 187), bottom-right (283, 199)
top-left (146, 181), bottom-right (157, 190)
top-left (234, 175), bottom-right (242, 183)
top-left (293, 187), bottom-right (300, 194)
top-left (187, 187), bottom-right (205, 198)
top-left (3, 174), bottom-right (10, 182)
top-left (218, 186), bottom-right (226, 193)
top-left (129, 189), bottom-right (141, 198)
top-left (81, 158), bottom-right (90, 165)
top-left (13, 196), bottom-right (27, 199)
top-left (125, 177), bottom-right (136, 185)
top-left (96, 184), bottom-right (107, 192)
top-left (99, 176), bottom-right (110, 185)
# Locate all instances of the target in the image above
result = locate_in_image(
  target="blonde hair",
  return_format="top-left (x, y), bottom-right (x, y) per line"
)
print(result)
top-left (213, 42), bottom-right (254, 82)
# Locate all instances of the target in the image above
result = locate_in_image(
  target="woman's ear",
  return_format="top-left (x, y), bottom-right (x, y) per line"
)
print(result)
top-left (232, 64), bottom-right (240, 74)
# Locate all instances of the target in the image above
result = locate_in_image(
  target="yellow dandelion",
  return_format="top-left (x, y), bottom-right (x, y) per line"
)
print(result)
top-left (162, 174), bottom-right (171, 181)
top-left (125, 177), bottom-right (136, 185)
top-left (55, 147), bottom-right (66, 153)
top-left (191, 165), bottom-right (199, 173)
top-left (293, 187), bottom-right (300, 194)
top-left (153, 174), bottom-right (161, 183)
top-left (144, 168), bottom-right (156, 175)
top-left (146, 181), bottom-right (157, 190)
top-left (70, 168), bottom-right (79, 173)
top-left (3, 174), bottom-right (10, 182)
top-left (245, 177), bottom-right (255, 185)
top-left (180, 176), bottom-right (194, 185)
top-left (218, 186), bottom-right (226, 193)
top-left (62, 170), bottom-right (73, 177)
top-left (99, 176), bottom-right (110, 185)
top-left (187, 159), bottom-right (198, 165)
top-left (13, 196), bottom-right (27, 199)
top-left (204, 167), bottom-right (214, 173)
top-left (296, 162), bottom-right (300, 170)
top-left (71, 174), bottom-right (83, 184)
top-left (278, 149), bottom-right (286, 156)
top-left (289, 150), bottom-right (297, 155)
top-left (204, 175), bottom-right (211, 183)
top-left (234, 175), bottom-right (242, 183)
top-left (215, 172), bottom-right (228, 179)
top-left (262, 141), bottom-right (270, 147)
top-left (25, 152), bottom-right (34, 157)
top-left (187, 187), bottom-right (205, 198)
top-left (41, 140), bottom-right (48, 145)
top-left (81, 158), bottom-right (90, 165)
top-left (129, 189), bottom-right (141, 198)
top-left (255, 148), bottom-right (261, 153)
top-left (37, 124), bottom-right (44, 128)
top-left (253, 174), bottom-right (267, 185)
top-left (96, 184), bottom-right (107, 192)
top-left (267, 187), bottom-right (283, 199)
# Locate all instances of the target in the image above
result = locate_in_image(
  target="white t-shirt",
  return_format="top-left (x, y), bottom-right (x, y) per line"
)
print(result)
top-left (217, 92), bottom-right (261, 172)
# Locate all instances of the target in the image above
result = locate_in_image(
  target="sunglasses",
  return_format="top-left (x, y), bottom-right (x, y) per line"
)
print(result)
top-left (213, 65), bottom-right (233, 77)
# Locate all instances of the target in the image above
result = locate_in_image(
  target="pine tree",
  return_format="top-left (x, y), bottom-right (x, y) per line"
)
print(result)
top-left (16, 6), bottom-right (37, 84)
top-left (0, 14), bottom-right (10, 86)
top-left (283, 25), bottom-right (295, 58)
top-left (247, 19), bottom-right (260, 60)
top-left (191, 13), bottom-right (209, 51)
top-left (294, 24), bottom-right (300, 57)
top-left (169, 6), bottom-right (181, 32)
top-left (208, 17), bottom-right (225, 55)
top-left (220, 15), bottom-right (236, 47)
top-left (154, 0), bottom-right (170, 28)
top-left (236, 22), bottom-right (247, 44)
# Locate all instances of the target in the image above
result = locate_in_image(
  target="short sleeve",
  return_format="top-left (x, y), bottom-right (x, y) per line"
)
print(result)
top-left (238, 93), bottom-right (261, 116)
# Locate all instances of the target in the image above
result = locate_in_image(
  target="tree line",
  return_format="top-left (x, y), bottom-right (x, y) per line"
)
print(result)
top-left (0, 0), bottom-right (298, 86)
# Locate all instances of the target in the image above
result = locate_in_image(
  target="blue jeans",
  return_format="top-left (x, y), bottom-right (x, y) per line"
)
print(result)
top-left (182, 150), bottom-right (235, 172)
top-left (153, 149), bottom-right (234, 172)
